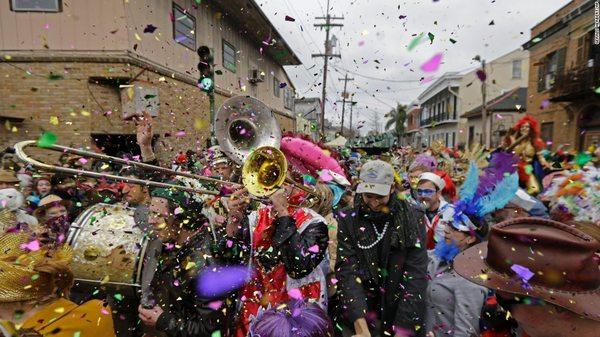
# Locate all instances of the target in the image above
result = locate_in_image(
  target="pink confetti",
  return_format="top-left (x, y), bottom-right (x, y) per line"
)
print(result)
top-left (101, 308), bottom-right (109, 315)
top-left (226, 240), bottom-right (233, 248)
top-left (287, 288), bottom-right (303, 300)
top-left (330, 278), bottom-right (338, 285)
top-left (79, 158), bottom-right (88, 164)
top-left (495, 114), bottom-right (503, 119)
top-left (420, 76), bottom-right (434, 84)
top-left (308, 245), bottom-right (320, 253)
top-left (20, 240), bottom-right (40, 252)
top-left (358, 41), bottom-right (365, 46)
top-left (58, 234), bottom-right (65, 243)
top-left (420, 53), bottom-right (443, 72)
top-left (207, 300), bottom-right (223, 310)
top-left (175, 131), bottom-right (186, 137)
top-left (43, 23), bottom-right (50, 29)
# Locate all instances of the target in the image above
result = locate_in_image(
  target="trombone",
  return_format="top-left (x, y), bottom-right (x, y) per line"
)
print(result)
top-left (14, 95), bottom-right (320, 206)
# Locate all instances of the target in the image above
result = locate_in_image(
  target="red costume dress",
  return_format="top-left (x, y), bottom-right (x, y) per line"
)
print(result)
top-left (229, 206), bottom-right (329, 337)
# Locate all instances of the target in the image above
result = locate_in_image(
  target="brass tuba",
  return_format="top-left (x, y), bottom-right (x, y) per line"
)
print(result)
top-left (216, 96), bottom-right (295, 198)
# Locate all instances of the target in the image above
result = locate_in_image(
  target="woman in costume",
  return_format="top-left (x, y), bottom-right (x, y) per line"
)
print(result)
top-left (0, 232), bottom-right (116, 337)
top-left (502, 115), bottom-right (551, 195)
top-left (222, 135), bottom-right (347, 337)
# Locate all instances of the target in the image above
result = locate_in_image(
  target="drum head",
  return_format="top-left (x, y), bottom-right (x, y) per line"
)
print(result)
top-left (68, 203), bottom-right (147, 285)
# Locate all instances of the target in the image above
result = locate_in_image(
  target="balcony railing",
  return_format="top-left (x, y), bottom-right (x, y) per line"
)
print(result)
top-left (420, 112), bottom-right (455, 126)
top-left (550, 64), bottom-right (600, 101)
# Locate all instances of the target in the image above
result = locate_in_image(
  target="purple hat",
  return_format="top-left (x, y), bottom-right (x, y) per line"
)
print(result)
top-left (409, 154), bottom-right (437, 172)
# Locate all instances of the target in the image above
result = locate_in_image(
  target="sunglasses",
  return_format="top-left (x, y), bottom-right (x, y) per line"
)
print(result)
top-left (416, 188), bottom-right (436, 197)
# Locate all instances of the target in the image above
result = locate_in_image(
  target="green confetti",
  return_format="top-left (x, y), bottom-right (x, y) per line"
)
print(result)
top-left (594, 87), bottom-right (600, 94)
top-left (449, 38), bottom-right (457, 44)
top-left (427, 32), bottom-right (435, 44)
top-left (407, 33), bottom-right (424, 51)
top-left (74, 332), bottom-right (81, 337)
top-left (524, 165), bottom-right (533, 174)
top-left (31, 274), bottom-right (39, 280)
top-left (114, 294), bottom-right (123, 301)
top-left (211, 331), bottom-right (221, 337)
top-left (532, 37), bottom-right (542, 43)
top-left (144, 94), bottom-right (157, 99)
top-left (48, 73), bottom-right (63, 80)
top-left (37, 132), bottom-right (57, 148)
top-left (93, 290), bottom-right (100, 295)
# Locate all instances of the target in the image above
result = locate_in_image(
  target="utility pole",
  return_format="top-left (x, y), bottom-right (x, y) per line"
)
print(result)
top-left (480, 59), bottom-right (489, 148)
top-left (337, 73), bottom-right (354, 136)
top-left (313, 0), bottom-right (343, 141)
top-left (349, 97), bottom-right (356, 137)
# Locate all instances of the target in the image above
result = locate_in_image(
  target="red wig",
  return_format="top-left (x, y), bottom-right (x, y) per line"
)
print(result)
top-left (434, 169), bottom-right (457, 202)
top-left (512, 115), bottom-right (545, 150)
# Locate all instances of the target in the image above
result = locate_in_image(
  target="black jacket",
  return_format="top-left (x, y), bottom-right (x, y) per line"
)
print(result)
top-left (152, 230), bottom-right (225, 337)
top-left (335, 195), bottom-right (427, 337)
top-left (219, 212), bottom-right (329, 279)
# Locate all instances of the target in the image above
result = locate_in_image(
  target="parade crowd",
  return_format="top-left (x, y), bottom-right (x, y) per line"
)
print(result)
top-left (0, 110), bottom-right (599, 337)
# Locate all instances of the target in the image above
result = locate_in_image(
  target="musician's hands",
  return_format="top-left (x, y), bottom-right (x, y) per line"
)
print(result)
top-left (138, 304), bottom-right (163, 327)
top-left (270, 188), bottom-right (289, 218)
top-left (135, 111), bottom-right (155, 161)
top-left (226, 186), bottom-right (250, 236)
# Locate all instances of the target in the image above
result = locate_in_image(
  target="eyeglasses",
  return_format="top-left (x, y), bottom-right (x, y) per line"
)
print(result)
top-left (416, 188), bottom-right (436, 197)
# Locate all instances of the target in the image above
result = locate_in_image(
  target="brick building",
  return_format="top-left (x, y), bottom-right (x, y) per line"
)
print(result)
top-left (0, 0), bottom-right (300, 163)
top-left (522, 0), bottom-right (599, 150)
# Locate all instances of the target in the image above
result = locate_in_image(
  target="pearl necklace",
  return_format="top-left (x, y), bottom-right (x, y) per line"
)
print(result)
top-left (357, 223), bottom-right (389, 250)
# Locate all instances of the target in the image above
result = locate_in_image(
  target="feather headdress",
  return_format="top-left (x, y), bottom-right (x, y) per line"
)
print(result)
top-left (447, 152), bottom-right (519, 231)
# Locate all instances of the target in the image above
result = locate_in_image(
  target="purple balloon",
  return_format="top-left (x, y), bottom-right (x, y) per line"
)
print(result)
top-left (196, 265), bottom-right (253, 299)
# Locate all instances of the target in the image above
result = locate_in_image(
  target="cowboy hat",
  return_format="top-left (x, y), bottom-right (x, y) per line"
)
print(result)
top-left (454, 217), bottom-right (600, 321)
top-left (33, 195), bottom-right (71, 217)
top-left (0, 170), bottom-right (19, 184)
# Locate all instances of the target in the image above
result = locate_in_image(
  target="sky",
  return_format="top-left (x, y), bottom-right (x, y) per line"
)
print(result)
top-left (255, 0), bottom-right (572, 135)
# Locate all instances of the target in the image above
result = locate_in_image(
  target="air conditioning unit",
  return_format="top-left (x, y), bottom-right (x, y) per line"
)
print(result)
top-left (249, 69), bottom-right (265, 84)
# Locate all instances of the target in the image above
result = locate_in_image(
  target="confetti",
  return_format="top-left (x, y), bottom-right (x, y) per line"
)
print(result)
top-left (80, 110), bottom-right (91, 116)
top-left (196, 265), bottom-right (253, 299)
top-left (540, 100), bottom-right (550, 109)
top-left (284, 15), bottom-right (295, 22)
top-left (407, 33), bottom-right (424, 51)
top-left (427, 32), bottom-right (435, 44)
top-left (143, 24), bottom-right (157, 33)
top-left (287, 288), bottom-right (303, 300)
top-left (37, 132), bottom-right (57, 148)
top-left (134, 32), bottom-right (142, 41)
top-left (476, 69), bottom-right (487, 82)
top-left (20, 240), bottom-right (40, 252)
top-left (308, 245), bottom-right (320, 253)
top-left (420, 53), bottom-right (443, 72)
top-left (49, 116), bottom-right (59, 125)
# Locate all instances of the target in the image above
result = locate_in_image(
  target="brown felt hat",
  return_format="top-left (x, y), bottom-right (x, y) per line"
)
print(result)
top-left (33, 194), bottom-right (71, 218)
top-left (454, 217), bottom-right (600, 321)
top-left (0, 170), bottom-right (19, 184)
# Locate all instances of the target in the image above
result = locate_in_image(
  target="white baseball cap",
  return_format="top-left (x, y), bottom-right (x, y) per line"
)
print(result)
top-left (418, 172), bottom-right (446, 190)
top-left (356, 160), bottom-right (394, 196)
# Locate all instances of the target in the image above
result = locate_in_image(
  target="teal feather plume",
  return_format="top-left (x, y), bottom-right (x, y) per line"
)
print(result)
top-left (476, 172), bottom-right (519, 216)
top-left (459, 161), bottom-right (480, 202)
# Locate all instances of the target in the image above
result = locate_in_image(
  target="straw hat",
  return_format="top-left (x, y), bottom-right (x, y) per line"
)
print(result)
top-left (33, 195), bottom-right (71, 218)
top-left (0, 232), bottom-right (73, 302)
top-left (0, 170), bottom-right (19, 183)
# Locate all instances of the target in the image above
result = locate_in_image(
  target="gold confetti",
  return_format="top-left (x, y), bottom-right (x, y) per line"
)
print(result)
top-left (194, 119), bottom-right (208, 130)
top-left (158, 76), bottom-right (166, 82)
top-left (477, 274), bottom-right (489, 281)
top-left (100, 275), bottom-right (110, 284)
top-left (49, 116), bottom-right (59, 125)
top-left (54, 307), bottom-right (65, 314)
top-left (127, 87), bottom-right (134, 100)
top-left (185, 261), bottom-right (196, 270)
top-left (134, 32), bottom-right (142, 41)
top-left (80, 110), bottom-right (90, 116)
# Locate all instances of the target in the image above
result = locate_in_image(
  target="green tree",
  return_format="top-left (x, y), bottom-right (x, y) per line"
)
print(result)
top-left (385, 103), bottom-right (407, 144)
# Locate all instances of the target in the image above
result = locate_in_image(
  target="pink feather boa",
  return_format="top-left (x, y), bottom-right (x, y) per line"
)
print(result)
top-left (280, 137), bottom-right (346, 178)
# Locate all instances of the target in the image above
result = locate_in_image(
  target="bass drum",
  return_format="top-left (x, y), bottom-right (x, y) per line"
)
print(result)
top-left (68, 203), bottom-right (148, 286)
top-left (68, 203), bottom-right (150, 337)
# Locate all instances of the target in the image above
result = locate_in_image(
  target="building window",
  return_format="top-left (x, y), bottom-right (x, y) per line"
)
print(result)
top-left (284, 88), bottom-right (295, 110)
top-left (537, 48), bottom-right (566, 92)
top-left (11, 0), bottom-right (60, 11)
top-left (172, 3), bottom-right (196, 50)
top-left (541, 122), bottom-right (553, 144)
top-left (273, 76), bottom-right (281, 98)
top-left (512, 60), bottom-right (522, 79)
top-left (222, 40), bottom-right (237, 73)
